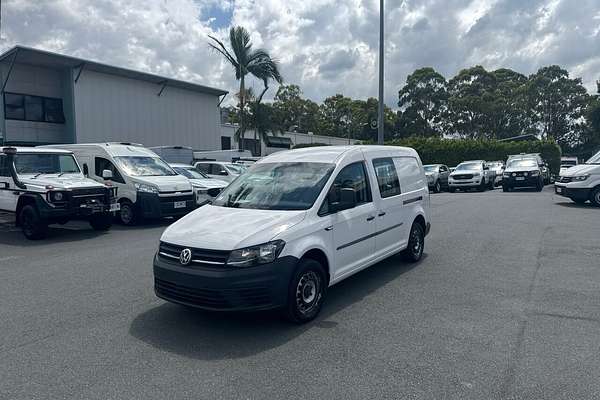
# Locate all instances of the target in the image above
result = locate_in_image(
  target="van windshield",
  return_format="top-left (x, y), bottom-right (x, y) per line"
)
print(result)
top-left (14, 153), bottom-right (80, 175)
top-left (586, 151), bottom-right (600, 164)
top-left (114, 156), bottom-right (176, 176)
top-left (507, 159), bottom-right (537, 168)
top-left (213, 162), bottom-right (334, 210)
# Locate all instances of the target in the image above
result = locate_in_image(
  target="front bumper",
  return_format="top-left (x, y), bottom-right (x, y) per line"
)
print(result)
top-left (35, 189), bottom-right (116, 221)
top-left (153, 253), bottom-right (299, 311)
top-left (137, 192), bottom-right (197, 219)
top-left (503, 176), bottom-right (541, 188)
top-left (448, 179), bottom-right (482, 188)
top-left (554, 184), bottom-right (591, 201)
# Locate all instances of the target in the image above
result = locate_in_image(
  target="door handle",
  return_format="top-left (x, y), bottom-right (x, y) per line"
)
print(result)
top-left (366, 216), bottom-right (375, 221)
top-left (325, 226), bottom-right (333, 231)
top-left (378, 211), bottom-right (386, 217)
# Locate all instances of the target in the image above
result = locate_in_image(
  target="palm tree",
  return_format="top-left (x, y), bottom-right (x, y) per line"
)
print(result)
top-left (208, 26), bottom-right (283, 151)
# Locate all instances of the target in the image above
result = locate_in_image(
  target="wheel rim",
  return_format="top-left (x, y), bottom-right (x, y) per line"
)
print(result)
top-left (595, 191), bottom-right (600, 204)
top-left (296, 271), bottom-right (321, 315)
top-left (120, 205), bottom-right (132, 224)
top-left (411, 228), bottom-right (423, 257)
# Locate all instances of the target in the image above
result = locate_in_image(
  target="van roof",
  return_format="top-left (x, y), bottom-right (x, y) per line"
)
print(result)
top-left (257, 145), bottom-right (418, 164)
top-left (2, 146), bottom-right (72, 155)
top-left (43, 143), bottom-right (159, 157)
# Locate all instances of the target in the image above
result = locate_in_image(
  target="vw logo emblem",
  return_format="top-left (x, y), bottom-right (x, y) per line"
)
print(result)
top-left (179, 248), bottom-right (192, 265)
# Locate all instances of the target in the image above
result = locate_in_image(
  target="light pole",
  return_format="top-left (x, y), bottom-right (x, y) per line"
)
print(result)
top-left (377, 0), bottom-right (385, 145)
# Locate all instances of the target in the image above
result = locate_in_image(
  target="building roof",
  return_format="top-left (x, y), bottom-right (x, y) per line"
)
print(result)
top-left (0, 45), bottom-right (228, 97)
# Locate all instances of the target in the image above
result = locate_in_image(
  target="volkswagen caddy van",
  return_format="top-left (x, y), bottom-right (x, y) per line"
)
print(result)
top-left (153, 146), bottom-right (431, 323)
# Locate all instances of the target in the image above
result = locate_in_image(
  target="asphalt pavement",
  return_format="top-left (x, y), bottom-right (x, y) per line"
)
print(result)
top-left (1, 187), bottom-right (599, 400)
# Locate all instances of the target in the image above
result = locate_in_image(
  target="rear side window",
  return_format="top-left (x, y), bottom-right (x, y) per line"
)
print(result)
top-left (373, 158), bottom-right (401, 198)
top-left (196, 163), bottom-right (210, 174)
top-left (393, 157), bottom-right (424, 193)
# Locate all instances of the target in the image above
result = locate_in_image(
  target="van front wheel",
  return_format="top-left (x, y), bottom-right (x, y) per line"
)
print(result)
top-left (401, 222), bottom-right (424, 263)
top-left (119, 201), bottom-right (137, 225)
top-left (284, 259), bottom-right (327, 324)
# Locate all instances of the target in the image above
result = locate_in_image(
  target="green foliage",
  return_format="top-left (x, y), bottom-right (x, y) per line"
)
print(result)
top-left (292, 142), bottom-right (330, 149)
top-left (386, 137), bottom-right (562, 174)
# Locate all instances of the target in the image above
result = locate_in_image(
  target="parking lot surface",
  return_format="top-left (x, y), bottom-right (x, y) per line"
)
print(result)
top-left (1, 187), bottom-right (599, 400)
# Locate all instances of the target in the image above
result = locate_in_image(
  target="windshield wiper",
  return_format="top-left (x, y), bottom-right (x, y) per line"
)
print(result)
top-left (31, 173), bottom-right (43, 179)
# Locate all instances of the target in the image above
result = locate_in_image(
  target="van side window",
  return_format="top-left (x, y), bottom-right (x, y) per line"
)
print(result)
top-left (393, 157), bottom-right (424, 193)
top-left (95, 157), bottom-right (125, 184)
top-left (332, 162), bottom-right (372, 204)
top-left (372, 158), bottom-right (401, 198)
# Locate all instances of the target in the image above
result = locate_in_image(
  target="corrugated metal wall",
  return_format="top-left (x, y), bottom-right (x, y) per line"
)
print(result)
top-left (73, 70), bottom-right (220, 149)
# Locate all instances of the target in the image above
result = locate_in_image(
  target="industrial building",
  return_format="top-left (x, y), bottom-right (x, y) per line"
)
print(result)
top-left (0, 46), bottom-right (227, 148)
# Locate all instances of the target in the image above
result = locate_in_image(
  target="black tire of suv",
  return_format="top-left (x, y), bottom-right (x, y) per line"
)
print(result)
top-left (90, 213), bottom-right (112, 231)
top-left (434, 180), bottom-right (441, 193)
top-left (590, 187), bottom-right (600, 207)
top-left (536, 180), bottom-right (544, 192)
top-left (284, 259), bottom-right (327, 324)
top-left (118, 201), bottom-right (137, 226)
top-left (502, 185), bottom-right (510, 192)
top-left (20, 205), bottom-right (48, 240)
top-left (449, 187), bottom-right (456, 193)
top-left (401, 222), bottom-right (425, 263)
top-left (478, 180), bottom-right (486, 192)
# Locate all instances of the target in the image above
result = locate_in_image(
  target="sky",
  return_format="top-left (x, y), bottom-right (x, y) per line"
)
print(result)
top-left (1, 0), bottom-right (599, 107)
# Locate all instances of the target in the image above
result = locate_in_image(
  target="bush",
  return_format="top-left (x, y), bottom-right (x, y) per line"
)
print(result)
top-left (292, 142), bottom-right (330, 149)
top-left (385, 137), bottom-right (562, 174)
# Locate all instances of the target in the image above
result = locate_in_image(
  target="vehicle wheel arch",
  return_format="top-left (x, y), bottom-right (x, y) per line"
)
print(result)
top-left (413, 214), bottom-right (426, 232)
top-left (299, 248), bottom-right (331, 286)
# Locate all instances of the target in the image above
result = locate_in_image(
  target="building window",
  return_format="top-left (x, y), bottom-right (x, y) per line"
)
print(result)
top-left (3, 92), bottom-right (65, 124)
top-left (221, 136), bottom-right (231, 150)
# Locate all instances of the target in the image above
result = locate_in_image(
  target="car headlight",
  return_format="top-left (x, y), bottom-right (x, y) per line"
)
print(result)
top-left (572, 174), bottom-right (590, 181)
top-left (47, 190), bottom-right (67, 202)
top-left (134, 183), bottom-right (159, 193)
top-left (472, 172), bottom-right (480, 177)
top-left (227, 240), bottom-right (285, 268)
top-left (512, 173), bottom-right (516, 177)
top-left (531, 170), bottom-right (540, 176)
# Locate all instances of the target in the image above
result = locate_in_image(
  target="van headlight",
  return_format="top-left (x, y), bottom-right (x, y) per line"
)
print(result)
top-left (135, 183), bottom-right (159, 193)
top-left (227, 240), bottom-right (285, 268)
top-left (572, 174), bottom-right (590, 181)
top-left (47, 191), bottom-right (67, 202)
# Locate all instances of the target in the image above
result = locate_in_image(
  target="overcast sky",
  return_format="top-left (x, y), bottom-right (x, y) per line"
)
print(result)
top-left (2, 0), bottom-right (599, 107)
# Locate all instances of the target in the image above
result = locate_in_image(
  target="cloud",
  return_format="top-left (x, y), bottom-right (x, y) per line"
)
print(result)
top-left (1, 0), bottom-right (599, 109)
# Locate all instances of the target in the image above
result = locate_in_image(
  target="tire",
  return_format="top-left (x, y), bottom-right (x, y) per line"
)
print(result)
top-left (434, 180), bottom-right (441, 193)
top-left (401, 222), bottom-right (425, 263)
top-left (118, 201), bottom-right (137, 226)
top-left (590, 187), bottom-right (600, 207)
top-left (478, 180), bottom-right (486, 192)
top-left (284, 259), bottom-right (327, 324)
top-left (536, 180), bottom-right (544, 192)
top-left (89, 213), bottom-right (112, 231)
top-left (502, 185), bottom-right (509, 192)
top-left (449, 187), bottom-right (456, 193)
top-left (19, 205), bottom-right (48, 240)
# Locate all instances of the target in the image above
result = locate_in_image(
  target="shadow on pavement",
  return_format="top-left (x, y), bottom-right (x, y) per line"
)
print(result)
top-left (129, 254), bottom-right (421, 360)
top-left (555, 201), bottom-right (596, 209)
top-left (0, 222), bottom-right (109, 246)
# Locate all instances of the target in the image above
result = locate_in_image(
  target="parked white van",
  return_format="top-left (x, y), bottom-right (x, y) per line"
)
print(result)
top-left (154, 145), bottom-right (431, 323)
top-left (555, 150), bottom-right (600, 206)
top-left (193, 161), bottom-right (248, 182)
top-left (44, 143), bottom-right (196, 224)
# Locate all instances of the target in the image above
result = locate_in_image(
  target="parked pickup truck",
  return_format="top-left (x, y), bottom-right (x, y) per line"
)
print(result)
top-left (0, 147), bottom-right (119, 239)
top-left (448, 160), bottom-right (496, 192)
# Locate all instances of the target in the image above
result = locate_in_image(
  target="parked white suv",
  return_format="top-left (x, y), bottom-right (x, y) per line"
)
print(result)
top-left (448, 160), bottom-right (495, 192)
top-left (194, 161), bottom-right (247, 182)
top-left (154, 145), bottom-right (431, 323)
top-left (555, 150), bottom-right (600, 206)
top-left (0, 147), bottom-right (118, 239)
top-left (169, 163), bottom-right (228, 205)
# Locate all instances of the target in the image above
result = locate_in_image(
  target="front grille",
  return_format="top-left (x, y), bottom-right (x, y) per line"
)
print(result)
top-left (70, 188), bottom-right (108, 207)
top-left (207, 188), bottom-right (222, 197)
top-left (559, 176), bottom-right (572, 183)
top-left (159, 241), bottom-right (230, 267)
top-left (155, 278), bottom-right (272, 309)
top-left (159, 194), bottom-right (194, 203)
top-left (453, 174), bottom-right (473, 180)
top-left (71, 188), bottom-right (107, 197)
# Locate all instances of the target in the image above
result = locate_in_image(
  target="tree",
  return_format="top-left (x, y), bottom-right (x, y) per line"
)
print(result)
top-left (208, 26), bottom-right (282, 151)
top-left (397, 67), bottom-right (448, 137)
top-left (319, 94), bottom-right (356, 138)
top-left (524, 65), bottom-right (589, 148)
top-left (272, 85), bottom-right (320, 134)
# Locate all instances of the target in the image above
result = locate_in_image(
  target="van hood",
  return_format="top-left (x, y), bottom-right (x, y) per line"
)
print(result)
top-left (161, 205), bottom-right (306, 250)
top-left (20, 174), bottom-right (106, 190)
top-left (134, 175), bottom-right (192, 192)
top-left (561, 164), bottom-right (599, 177)
top-left (188, 178), bottom-right (228, 189)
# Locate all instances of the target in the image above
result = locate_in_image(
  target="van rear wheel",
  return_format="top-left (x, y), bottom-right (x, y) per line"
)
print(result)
top-left (401, 222), bottom-right (424, 263)
top-left (284, 259), bottom-right (327, 324)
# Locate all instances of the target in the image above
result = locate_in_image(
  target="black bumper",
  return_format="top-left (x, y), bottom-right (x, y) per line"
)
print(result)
top-left (31, 193), bottom-right (113, 221)
top-left (137, 192), bottom-right (197, 219)
top-left (504, 176), bottom-right (541, 188)
top-left (153, 253), bottom-right (299, 311)
top-left (554, 185), bottom-right (591, 201)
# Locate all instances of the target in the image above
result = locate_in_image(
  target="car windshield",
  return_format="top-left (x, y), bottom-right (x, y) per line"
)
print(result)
top-left (173, 167), bottom-right (208, 179)
top-left (561, 160), bottom-right (577, 166)
top-left (455, 163), bottom-right (481, 171)
top-left (586, 151), bottom-right (600, 164)
top-left (226, 164), bottom-right (246, 174)
top-left (212, 162), bottom-right (334, 211)
top-left (508, 159), bottom-right (537, 168)
top-left (423, 165), bottom-right (437, 172)
top-left (114, 156), bottom-right (176, 176)
top-left (14, 153), bottom-right (80, 175)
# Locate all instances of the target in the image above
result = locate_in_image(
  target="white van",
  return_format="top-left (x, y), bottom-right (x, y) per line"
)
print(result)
top-left (154, 145), bottom-right (431, 323)
top-left (555, 150), bottom-right (600, 206)
top-left (44, 143), bottom-right (196, 224)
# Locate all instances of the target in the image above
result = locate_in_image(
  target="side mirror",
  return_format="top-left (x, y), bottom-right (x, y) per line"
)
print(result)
top-left (329, 187), bottom-right (357, 213)
top-left (102, 169), bottom-right (113, 180)
top-left (219, 170), bottom-right (228, 176)
top-left (483, 166), bottom-right (489, 171)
